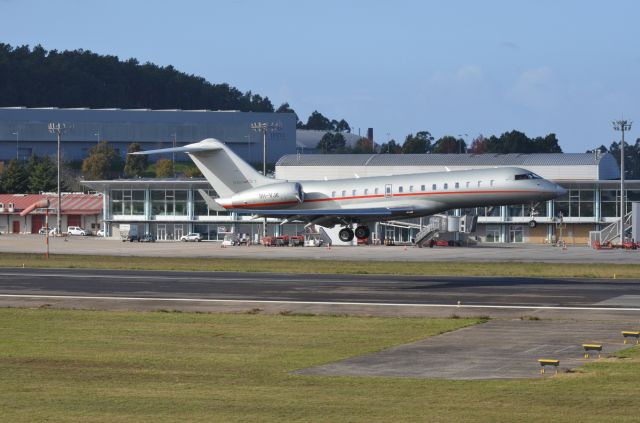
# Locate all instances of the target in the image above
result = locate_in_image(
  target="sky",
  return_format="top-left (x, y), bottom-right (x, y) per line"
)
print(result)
top-left (1, 0), bottom-right (639, 152)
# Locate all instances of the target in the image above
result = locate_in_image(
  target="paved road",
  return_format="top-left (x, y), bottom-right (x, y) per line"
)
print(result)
top-left (1, 268), bottom-right (640, 310)
top-left (3, 234), bottom-right (640, 263)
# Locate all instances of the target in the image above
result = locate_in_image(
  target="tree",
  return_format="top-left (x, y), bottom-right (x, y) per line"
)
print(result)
top-left (0, 159), bottom-right (27, 193)
top-left (402, 131), bottom-right (433, 153)
top-left (124, 143), bottom-right (147, 177)
top-left (27, 155), bottom-right (57, 193)
top-left (335, 119), bottom-right (351, 133)
top-left (275, 102), bottom-right (301, 127)
top-left (155, 159), bottom-right (173, 177)
top-left (81, 141), bottom-right (120, 180)
top-left (379, 139), bottom-right (402, 154)
top-left (303, 111), bottom-right (334, 131)
top-left (352, 137), bottom-right (374, 153)
top-left (433, 136), bottom-right (466, 154)
top-left (316, 132), bottom-right (346, 153)
top-left (469, 134), bottom-right (488, 154)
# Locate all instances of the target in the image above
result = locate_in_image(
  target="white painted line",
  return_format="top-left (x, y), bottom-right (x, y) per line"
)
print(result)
top-left (1, 293), bottom-right (640, 312)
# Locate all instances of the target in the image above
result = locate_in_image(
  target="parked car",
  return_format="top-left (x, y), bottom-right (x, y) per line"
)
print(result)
top-left (123, 234), bottom-right (139, 242)
top-left (180, 233), bottom-right (202, 242)
top-left (39, 226), bottom-right (57, 235)
top-left (67, 226), bottom-right (87, 236)
top-left (139, 233), bottom-right (156, 242)
top-left (96, 229), bottom-right (105, 237)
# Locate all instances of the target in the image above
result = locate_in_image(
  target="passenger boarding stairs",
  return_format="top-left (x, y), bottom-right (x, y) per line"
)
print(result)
top-left (414, 215), bottom-right (448, 247)
top-left (589, 212), bottom-right (632, 246)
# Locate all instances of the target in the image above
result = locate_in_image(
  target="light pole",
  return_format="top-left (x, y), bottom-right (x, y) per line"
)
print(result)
top-left (458, 133), bottom-right (468, 154)
top-left (48, 123), bottom-right (72, 235)
top-left (250, 122), bottom-right (279, 239)
top-left (94, 131), bottom-right (100, 143)
top-left (11, 129), bottom-right (19, 160)
top-left (613, 119), bottom-right (632, 243)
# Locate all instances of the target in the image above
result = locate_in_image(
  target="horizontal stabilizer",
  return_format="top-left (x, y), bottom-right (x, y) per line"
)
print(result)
top-left (197, 189), bottom-right (226, 212)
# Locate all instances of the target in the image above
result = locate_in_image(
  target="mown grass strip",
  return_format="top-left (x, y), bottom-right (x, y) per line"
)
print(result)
top-left (1, 252), bottom-right (640, 278)
top-left (0, 308), bottom-right (638, 422)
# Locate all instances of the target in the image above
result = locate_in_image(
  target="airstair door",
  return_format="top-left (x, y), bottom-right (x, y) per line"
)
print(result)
top-left (385, 184), bottom-right (393, 198)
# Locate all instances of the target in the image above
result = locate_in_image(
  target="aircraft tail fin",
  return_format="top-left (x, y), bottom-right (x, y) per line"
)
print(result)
top-left (132, 138), bottom-right (273, 197)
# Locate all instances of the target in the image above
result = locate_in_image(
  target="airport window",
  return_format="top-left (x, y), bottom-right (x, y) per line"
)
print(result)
top-left (352, 189), bottom-right (357, 196)
top-left (432, 184), bottom-right (437, 190)
top-left (443, 183), bottom-right (448, 190)
top-left (341, 190), bottom-right (346, 197)
top-left (485, 225), bottom-right (500, 243)
top-left (398, 186), bottom-right (403, 193)
top-left (194, 189), bottom-right (227, 216)
top-left (455, 182), bottom-right (459, 189)
top-left (421, 185), bottom-right (425, 191)
top-left (111, 189), bottom-right (144, 215)
top-left (509, 225), bottom-right (524, 243)
top-left (151, 189), bottom-right (188, 216)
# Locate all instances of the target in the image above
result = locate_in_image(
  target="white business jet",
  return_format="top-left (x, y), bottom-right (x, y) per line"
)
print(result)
top-left (133, 138), bottom-right (566, 242)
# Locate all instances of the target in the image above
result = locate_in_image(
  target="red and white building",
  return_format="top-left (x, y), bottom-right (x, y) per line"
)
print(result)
top-left (0, 193), bottom-right (103, 234)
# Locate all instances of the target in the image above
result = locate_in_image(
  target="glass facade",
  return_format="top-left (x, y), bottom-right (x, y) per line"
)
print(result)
top-left (111, 189), bottom-right (145, 215)
top-left (151, 189), bottom-right (188, 216)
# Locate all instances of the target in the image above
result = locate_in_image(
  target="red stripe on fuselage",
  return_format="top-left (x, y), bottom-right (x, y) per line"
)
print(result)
top-left (222, 189), bottom-right (539, 209)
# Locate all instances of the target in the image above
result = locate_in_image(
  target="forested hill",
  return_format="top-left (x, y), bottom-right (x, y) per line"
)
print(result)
top-left (0, 43), bottom-right (274, 112)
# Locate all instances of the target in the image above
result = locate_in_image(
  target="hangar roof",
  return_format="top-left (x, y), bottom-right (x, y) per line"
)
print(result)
top-left (275, 152), bottom-right (621, 181)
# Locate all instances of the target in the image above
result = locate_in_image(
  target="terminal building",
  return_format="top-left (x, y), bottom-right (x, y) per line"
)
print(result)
top-left (0, 107), bottom-right (296, 163)
top-left (77, 150), bottom-right (637, 246)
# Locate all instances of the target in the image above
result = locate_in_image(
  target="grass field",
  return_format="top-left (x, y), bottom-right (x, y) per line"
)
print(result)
top-left (1, 308), bottom-right (639, 422)
top-left (2, 252), bottom-right (640, 278)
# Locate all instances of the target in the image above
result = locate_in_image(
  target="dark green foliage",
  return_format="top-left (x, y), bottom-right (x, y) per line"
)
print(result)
top-left (316, 132), bottom-right (347, 153)
top-left (470, 131), bottom-right (563, 154)
top-left (275, 102), bottom-right (301, 127)
top-left (27, 154), bottom-right (57, 193)
top-left (1, 159), bottom-right (27, 193)
top-left (351, 137), bottom-right (374, 153)
top-left (433, 135), bottom-right (466, 154)
top-left (402, 131), bottom-right (434, 153)
top-left (0, 43), bottom-right (273, 112)
top-left (124, 143), bottom-right (147, 177)
top-left (379, 139), bottom-right (402, 154)
top-left (303, 111), bottom-right (334, 131)
top-left (81, 141), bottom-right (120, 180)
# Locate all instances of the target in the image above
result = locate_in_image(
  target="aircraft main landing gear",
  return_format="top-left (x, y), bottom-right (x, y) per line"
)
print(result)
top-left (339, 227), bottom-right (354, 242)
top-left (354, 225), bottom-right (370, 240)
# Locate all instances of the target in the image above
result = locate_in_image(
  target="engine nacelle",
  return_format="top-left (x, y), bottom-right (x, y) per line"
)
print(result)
top-left (230, 182), bottom-right (304, 209)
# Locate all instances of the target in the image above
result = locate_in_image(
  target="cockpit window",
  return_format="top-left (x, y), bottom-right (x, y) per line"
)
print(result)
top-left (515, 173), bottom-right (543, 180)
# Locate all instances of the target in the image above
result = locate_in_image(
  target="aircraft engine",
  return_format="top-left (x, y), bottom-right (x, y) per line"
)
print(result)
top-left (230, 182), bottom-right (304, 209)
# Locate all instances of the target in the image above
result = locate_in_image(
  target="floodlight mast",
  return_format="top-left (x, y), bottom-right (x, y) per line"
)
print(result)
top-left (612, 119), bottom-right (632, 244)
top-left (48, 123), bottom-right (72, 235)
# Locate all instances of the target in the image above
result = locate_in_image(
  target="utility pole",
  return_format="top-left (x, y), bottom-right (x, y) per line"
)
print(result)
top-left (250, 121), bottom-right (279, 239)
top-left (613, 118), bottom-right (632, 244)
top-left (48, 123), bottom-right (72, 235)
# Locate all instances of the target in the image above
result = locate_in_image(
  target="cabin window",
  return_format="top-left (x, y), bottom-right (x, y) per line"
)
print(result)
top-left (331, 191), bottom-right (336, 198)
top-left (409, 185), bottom-right (414, 192)
top-left (364, 188), bottom-right (369, 195)
top-left (490, 180), bottom-right (494, 187)
top-left (341, 190), bottom-right (346, 197)
top-left (466, 181), bottom-right (470, 188)
top-left (374, 187), bottom-right (379, 195)
top-left (455, 182), bottom-right (460, 189)
top-left (421, 184), bottom-right (425, 191)
top-left (432, 184), bottom-right (437, 190)
top-left (443, 183), bottom-right (448, 190)
top-left (477, 181), bottom-right (482, 187)
top-left (352, 189), bottom-right (357, 196)
top-left (398, 186), bottom-right (404, 193)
